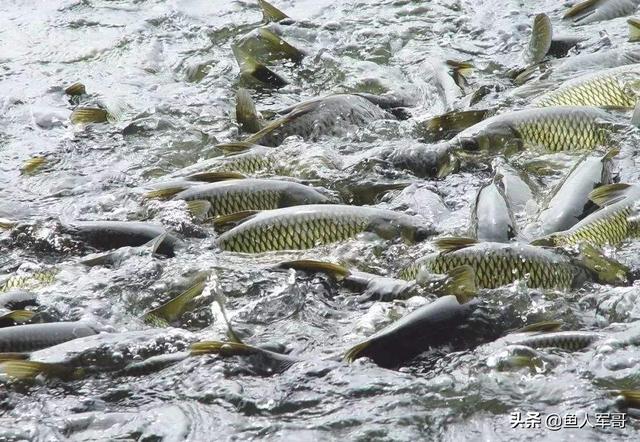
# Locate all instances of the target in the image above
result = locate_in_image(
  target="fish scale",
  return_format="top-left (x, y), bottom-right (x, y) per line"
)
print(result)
top-left (534, 65), bottom-right (640, 108)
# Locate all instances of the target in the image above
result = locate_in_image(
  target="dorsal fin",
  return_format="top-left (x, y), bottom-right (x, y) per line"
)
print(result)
top-left (0, 310), bottom-right (34, 324)
top-left (563, 0), bottom-right (599, 20)
top-left (511, 320), bottom-right (563, 334)
top-left (70, 107), bottom-right (109, 125)
top-left (244, 100), bottom-right (320, 144)
top-left (186, 171), bottom-right (246, 182)
top-left (212, 210), bottom-right (260, 231)
top-left (434, 236), bottom-right (479, 253)
top-left (258, 0), bottom-right (289, 23)
top-left (525, 13), bottom-right (552, 65)
top-left (445, 60), bottom-right (474, 89)
top-left (588, 183), bottom-right (632, 207)
top-left (216, 142), bottom-right (258, 154)
top-left (145, 186), bottom-right (189, 199)
top-left (236, 88), bottom-right (262, 133)
top-left (276, 260), bottom-right (351, 280)
top-left (258, 28), bottom-right (304, 62)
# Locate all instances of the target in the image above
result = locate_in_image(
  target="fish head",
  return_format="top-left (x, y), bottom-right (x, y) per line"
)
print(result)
top-left (455, 118), bottom-right (520, 154)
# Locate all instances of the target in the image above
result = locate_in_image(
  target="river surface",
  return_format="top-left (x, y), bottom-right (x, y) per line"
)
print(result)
top-left (2, 0), bottom-right (640, 440)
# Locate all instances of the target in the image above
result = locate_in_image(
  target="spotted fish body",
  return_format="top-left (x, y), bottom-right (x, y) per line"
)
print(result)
top-left (174, 179), bottom-right (331, 218)
top-left (454, 107), bottom-right (617, 153)
top-left (245, 94), bottom-right (395, 147)
top-left (544, 185), bottom-right (640, 247)
top-left (534, 64), bottom-right (640, 107)
top-left (216, 205), bottom-right (434, 253)
top-left (0, 269), bottom-right (59, 293)
top-left (503, 331), bottom-right (602, 351)
top-left (400, 242), bottom-right (590, 290)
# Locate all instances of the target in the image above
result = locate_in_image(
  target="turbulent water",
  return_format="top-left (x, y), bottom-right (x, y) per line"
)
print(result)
top-left (2, 0), bottom-right (640, 440)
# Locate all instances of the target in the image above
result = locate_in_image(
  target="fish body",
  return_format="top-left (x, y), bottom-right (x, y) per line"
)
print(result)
top-left (174, 179), bottom-right (331, 218)
top-left (216, 204), bottom-right (435, 253)
top-left (531, 149), bottom-right (617, 237)
top-left (382, 141), bottom-right (459, 179)
top-left (539, 183), bottom-right (640, 247)
top-left (168, 146), bottom-right (275, 178)
top-left (453, 106), bottom-right (618, 153)
top-left (534, 64), bottom-right (640, 107)
top-left (344, 296), bottom-right (481, 368)
top-left (401, 241), bottom-right (591, 290)
top-left (62, 221), bottom-right (183, 257)
top-left (245, 94), bottom-right (395, 147)
top-left (471, 178), bottom-right (516, 242)
top-left (492, 158), bottom-right (536, 214)
top-left (564, 0), bottom-right (640, 25)
top-left (501, 331), bottom-right (602, 351)
top-left (0, 321), bottom-right (101, 353)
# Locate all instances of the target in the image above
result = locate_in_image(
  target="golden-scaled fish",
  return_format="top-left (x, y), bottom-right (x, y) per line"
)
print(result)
top-left (452, 106), bottom-right (622, 153)
top-left (174, 179), bottom-right (332, 219)
top-left (400, 237), bottom-right (629, 289)
top-left (533, 183), bottom-right (640, 247)
top-left (533, 64), bottom-right (640, 107)
top-left (216, 204), bottom-right (436, 253)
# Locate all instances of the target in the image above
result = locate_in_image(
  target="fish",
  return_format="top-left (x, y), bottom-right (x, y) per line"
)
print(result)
top-left (244, 94), bottom-right (397, 147)
top-left (0, 218), bottom-right (16, 230)
top-left (0, 328), bottom-right (193, 381)
top-left (533, 64), bottom-right (640, 108)
top-left (564, 0), bottom-right (640, 25)
top-left (526, 149), bottom-right (618, 238)
top-left (400, 237), bottom-right (629, 290)
top-left (533, 183), bottom-right (640, 247)
top-left (0, 268), bottom-right (59, 293)
top-left (173, 179), bottom-right (332, 220)
top-left (275, 259), bottom-right (476, 302)
top-left (190, 340), bottom-right (298, 374)
top-left (452, 106), bottom-right (623, 153)
top-left (216, 204), bottom-right (436, 253)
top-left (0, 290), bottom-right (38, 310)
top-left (381, 141), bottom-right (460, 179)
top-left (61, 220), bottom-right (184, 257)
top-left (64, 82), bottom-right (86, 96)
top-left (471, 175), bottom-right (517, 242)
top-left (344, 295), bottom-right (483, 368)
top-left (0, 321), bottom-right (101, 353)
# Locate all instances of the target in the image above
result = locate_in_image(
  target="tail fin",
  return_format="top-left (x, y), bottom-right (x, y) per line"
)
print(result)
top-left (344, 340), bottom-right (371, 363)
top-left (0, 310), bottom-right (35, 324)
top-left (232, 45), bottom-right (288, 88)
top-left (258, 28), bottom-right (304, 62)
top-left (420, 109), bottom-right (491, 141)
top-left (435, 265), bottom-right (477, 303)
top-left (446, 60), bottom-right (474, 89)
top-left (258, 0), bottom-right (289, 23)
top-left (70, 107), bottom-right (109, 125)
top-left (186, 200), bottom-right (212, 220)
top-left (236, 88), bottom-right (263, 133)
top-left (0, 361), bottom-right (76, 381)
top-left (64, 82), bottom-right (86, 96)
top-left (525, 13), bottom-right (552, 64)
top-left (143, 279), bottom-right (206, 325)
